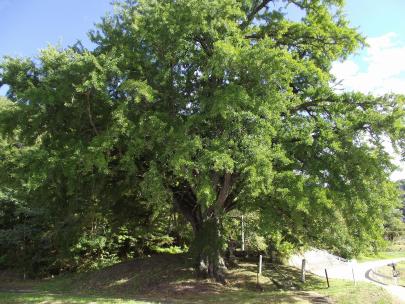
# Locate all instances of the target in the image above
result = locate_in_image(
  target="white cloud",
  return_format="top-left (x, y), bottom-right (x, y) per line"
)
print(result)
top-left (381, 139), bottom-right (404, 182)
top-left (331, 32), bottom-right (405, 95)
top-left (331, 32), bottom-right (405, 181)
top-left (388, 154), bottom-right (404, 182)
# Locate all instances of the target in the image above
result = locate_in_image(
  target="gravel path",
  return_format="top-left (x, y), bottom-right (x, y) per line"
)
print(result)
top-left (289, 250), bottom-right (405, 303)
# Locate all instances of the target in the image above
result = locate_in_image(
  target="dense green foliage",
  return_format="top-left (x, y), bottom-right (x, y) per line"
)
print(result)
top-left (399, 179), bottom-right (405, 218)
top-left (0, 0), bottom-right (404, 278)
top-left (384, 180), bottom-right (405, 241)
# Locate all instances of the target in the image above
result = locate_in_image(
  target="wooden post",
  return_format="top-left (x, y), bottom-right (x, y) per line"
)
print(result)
top-left (241, 215), bottom-right (245, 251)
top-left (301, 259), bottom-right (306, 283)
top-left (352, 268), bottom-right (356, 286)
top-left (23, 215), bottom-right (26, 280)
top-left (258, 254), bottom-right (263, 274)
top-left (325, 269), bottom-right (330, 288)
top-left (351, 260), bottom-right (356, 286)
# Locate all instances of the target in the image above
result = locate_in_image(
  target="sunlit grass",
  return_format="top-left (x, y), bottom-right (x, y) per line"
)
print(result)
top-left (357, 238), bottom-right (405, 262)
top-left (356, 251), bottom-right (405, 262)
top-left (315, 280), bottom-right (395, 304)
top-left (0, 293), bottom-right (154, 304)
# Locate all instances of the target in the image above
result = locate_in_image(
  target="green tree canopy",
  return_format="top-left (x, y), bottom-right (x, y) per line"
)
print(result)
top-left (1, 0), bottom-right (404, 280)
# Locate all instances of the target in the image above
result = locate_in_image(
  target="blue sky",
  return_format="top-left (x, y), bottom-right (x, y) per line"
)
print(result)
top-left (0, 0), bottom-right (111, 57)
top-left (1, 1), bottom-right (403, 58)
top-left (0, 0), bottom-right (404, 179)
top-left (334, 0), bottom-right (405, 89)
top-left (331, 1), bottom-right (405, 180)
top-left (345, 0), bottom-right (405, 38)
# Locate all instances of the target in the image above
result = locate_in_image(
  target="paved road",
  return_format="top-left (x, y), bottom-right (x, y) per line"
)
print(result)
top-left (311, 258), bottom-right (405, 303)
top-left (358, 258), bottom-right (405, 303)
top-left (289, 250), bottom-right (405, 303)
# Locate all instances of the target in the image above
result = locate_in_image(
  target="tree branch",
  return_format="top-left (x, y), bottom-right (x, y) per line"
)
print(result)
top-left (240, 0), bottom-right (273, 30)
top-left (203, 172), bottom-right (234, 218)
top-left (85, 91), bottom-right (99, 136)
top-left (194, 35), bottom-right (213, 56)
top-left (171, 182), bottom-right (202, 232)
top-left (216, 172), bottom-right (232, 208)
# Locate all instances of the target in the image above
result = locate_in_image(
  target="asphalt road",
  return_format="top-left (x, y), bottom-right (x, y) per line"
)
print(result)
top-left (289, 250), bottom-right (405, 303)
top-left (314, 258), bottom-right (405, 303)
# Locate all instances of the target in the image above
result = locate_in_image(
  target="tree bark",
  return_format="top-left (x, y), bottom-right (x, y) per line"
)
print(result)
top-left (171, 178), bottom-right (233, 283)
top-left (190, 216), bottom-right (227, 284)
top-left (172, 172), bottom-right (235, 283)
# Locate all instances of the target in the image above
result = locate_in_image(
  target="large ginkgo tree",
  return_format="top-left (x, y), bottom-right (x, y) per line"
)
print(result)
top-left (1, 0), bottom-right (404, 281)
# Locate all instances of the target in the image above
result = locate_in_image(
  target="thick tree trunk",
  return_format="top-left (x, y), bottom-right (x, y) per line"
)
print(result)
top-left (191, 216), bottom-right (227, 283)
top-left (171, 176), bottom-right (235, 283)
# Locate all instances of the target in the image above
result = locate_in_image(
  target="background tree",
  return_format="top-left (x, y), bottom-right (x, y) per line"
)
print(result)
top-left (0, 96), bottom-right (181, 275)
top-left (1, 0), bottom-right (404, 281)
top-left (383, 180), bottom-right (405, 242)
top-left (399, 179), bottom-right (405, 219)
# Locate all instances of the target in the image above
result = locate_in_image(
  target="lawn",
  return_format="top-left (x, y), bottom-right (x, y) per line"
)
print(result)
top-left (356, 239), bottom-right (405, 262)
top-left (356, 251), bottom-right (405, 263)
top-left (0, 293), bottom-right (152, 304)
top-left (0, 254), bottom-right (398, 304)
top-left (316, 281), bottom-right (397, 304)
top-left (0, 283), bottom-right (396, 304)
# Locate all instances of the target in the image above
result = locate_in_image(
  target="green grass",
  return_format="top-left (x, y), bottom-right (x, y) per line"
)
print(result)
top-left (0, 253), bottom-right (399, 304)
top-left (356, 251), bottom-right (405, 262)
top-left (0, 291), bottom-right (312, 304)
top-left (0, 283), bottom-right (395, 304)
top-left (0, 293), bottom-right (154, 304)
top-left (316, 281), bottom-right (396, 304)
top-left (356, 238), bottom-right (405, 262)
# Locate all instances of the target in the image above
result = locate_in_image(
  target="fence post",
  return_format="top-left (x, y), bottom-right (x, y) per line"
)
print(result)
top-left (241, 215), bottom-right (245, 251)
top-left (301, 259), bottom-right (306, 283)
top-left (325, 269), bottom-right (330, 288)
top-left (351, 259), bottom-right (356, 285)
top-left (259, 254), bottom-right (263, 275)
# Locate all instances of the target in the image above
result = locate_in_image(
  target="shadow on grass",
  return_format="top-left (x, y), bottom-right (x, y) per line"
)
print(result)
top-left (0, 289), bottom-right (333, 304)
top-left (0, 291), bottom-right (156, 304)
top-left (1, 254), bottom-right (334, 304)
top-left (36, 254), bottom-right (203, 296)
